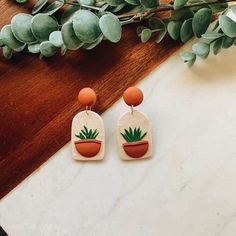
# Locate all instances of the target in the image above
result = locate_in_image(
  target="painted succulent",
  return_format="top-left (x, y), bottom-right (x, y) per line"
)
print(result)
top-left (0, 0), bottom-right (235, 66)
top-left (75, 126), bottom-right (99, 139)
top-left (121, 127), bottom-right (147, 142)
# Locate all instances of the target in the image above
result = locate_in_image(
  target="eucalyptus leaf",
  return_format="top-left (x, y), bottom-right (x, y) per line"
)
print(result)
top-left (201, 32), bottom-right (223, 40)
top-left (61, 22), bottom-right (83, 50)
top-left (0, 31), bottom-right (4, 47)
top-left (213, 37), bottom-right (223, 55)
top-left (171, 8), bottom-right (194, 21)
top-left (148, 17), bottom-right (165, 30)
top-left (232, 5), bottom-right (236, 15)
top-left (180, 18), bottom-right (193, 42)
top-left (42, 0), bottom-right (64, 15)
top-left (222, 35), bottom-right (234, 48)
top-left (16, 0), bottom-right (27, 3)
top-left (140, 0), bottom-right (159, 8)
top-left (136, 26), bottom-right (147, 36)
top-left (104, 0), bottom-right (124, 6)
top-left (110, 3), bottom-right (126, 12)
top-left (49, 31), bottom-right (63, 47)
top-left (40, 41), bottom-right (57, 57)
top-left (28, 43), bottom-right (40, 53)
top-left (11, 13), bottom-right (36, 43)
top-left (208, 2), bottom-right (228, 13)
top-left (192, 42), bottom-right (210, 58)
top-left (219, 15), bottom-right (236, 38)
top-left (167, 21), bottom-right (182, 40)
top-left (2, 46), bottom-right (13, 60)
top-left (32, 0), bottom-right (48, 14)
top-left (181, 51), bottom-right (196, 61)
top-left (99, 13), bottom-right (121, 43)
top-left (174, 0), bottom-right (188, 10)
top-left (61, 6), bottom-right (79, 24)
top-left (78, 0), bottom-right (96, 5)
top-left (61, 44), bottom-right (67, 55)
top-left (124, 0), bottom-right (139, 5)
top-left (31, 14), bottom-right (59, 41)
top-left (73, 10), bottom-right (101, 43)
top-left (155, 29), bottom-right (167, 43)
top-left (83, 35), bottom-right (103, 49)
top-left (141, 28), bottom-right (152, 42)
top-left (187, 57), bottom-right (196, 67)
top-left (212, 20), bottom-right (219, 31)
top-left (1, 25), bottom-right (24, 49)
top-left (192, 8), bottom-right (212, 38)
top-left (15, 44), bottom-right (26, 52)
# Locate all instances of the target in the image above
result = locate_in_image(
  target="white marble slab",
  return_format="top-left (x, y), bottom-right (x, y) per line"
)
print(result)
top-left (0, 42), bottom-right (236, 236)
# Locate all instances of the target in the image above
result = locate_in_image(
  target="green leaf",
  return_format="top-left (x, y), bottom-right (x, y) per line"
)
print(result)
top-left (140, 0), bottom-right (159, 8)
top-left (61, 22), bottom-right (83, 50)
top-left (28, 43), bottom-right (40, 53)
top-left (140, 132), bottom-right (147, 140)
top-left (213, 37), bottom-right (223, 55)
top-left (137, 26), bottom-right (148, 36)
top-left (219, 15), bottom-right (236, 38)
top-left (32, 0), bottom-right (48, 14)
top-left (83, 35), bottom-right (103, 49)
top-left (174, 0), bottom-right (188, 10)
top-left (232, 5), bottom-right (236, 15)
top-left (192, 42), bottom-right (210, 58)
top-left (167, 21), bottom-right (182, 40)
top-left (141, 28), bottom-right (152, 42)
top-left (42, 0), bottom-right (64, 15)
top-left (155, 29), bottom-right (167, 43)
top-left (192, 8), bottom-right (212, 38)
top-left (73, 10), bottom-right (101, 43)
top-left (16, 0), bottom-right (27, 3)
top-left (208, 2), bottom-right (228, 13)
top-left (0, 31), bottom-right (4, 47)
top-left (187, 57), bottom-right (196, 67)
top-left (39, 41), bottom-right (57, 57)
top-left (104, 0), bottom-right (124, 6)
top-left (180, 51), bottom-right (196, 61)
top-left (31, 14), bottom-right (59, 41)
top-left (171, 8), bottom-right (194, 21)
top-left (99, 13), bottom-right (121, 43)
top-left (49, 31), bottom-right (63, 47)
top-left (15, 44), bottom-right (26, 52)
top-left (11, 13), bottom-right (36, 43)
top-left (78, 0), bottom-right (96, 5)
top-left (124, 0), bottom-right (140, 5)
top-left (1, 25), bottom-right (24, 49)
top-left (148, 17), bottom-right (165, 30)
top-left (201, 32), bottom-right (223, 40)
top-left (180, 18), bottom-right (193, 42)
top-left (222, 35), bottom-right (234, 48)
top-left (2, 46), bottom-right (13, 60)
top-left (61, 6), bottom-right (79, 24)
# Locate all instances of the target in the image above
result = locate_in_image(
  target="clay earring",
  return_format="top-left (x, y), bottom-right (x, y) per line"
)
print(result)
top-left (71, 88), bottom-right (105, 161)
top-left (117, 87), bottom-right (152, 160)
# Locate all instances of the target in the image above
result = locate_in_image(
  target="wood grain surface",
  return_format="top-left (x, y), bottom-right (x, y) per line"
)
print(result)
top-left (0, 0), bottom-right (182, 199)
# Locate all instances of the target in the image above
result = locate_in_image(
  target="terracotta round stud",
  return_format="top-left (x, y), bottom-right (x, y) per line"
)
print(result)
top-left (78, 87), bottom-right (97, 107)
top-left (123, 86), bottom-right (143, 107)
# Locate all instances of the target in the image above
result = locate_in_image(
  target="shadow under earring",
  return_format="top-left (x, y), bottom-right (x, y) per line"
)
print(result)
top-left (117, 87), bottom-right (152, 160)
top-left (71, 88), bottom-right (105, 161)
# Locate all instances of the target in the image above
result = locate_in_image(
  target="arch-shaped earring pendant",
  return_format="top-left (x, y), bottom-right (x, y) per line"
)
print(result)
top-left (117, 87), bottom-right (152, 160)
top-left (71, 88), bottom-right (105, 161)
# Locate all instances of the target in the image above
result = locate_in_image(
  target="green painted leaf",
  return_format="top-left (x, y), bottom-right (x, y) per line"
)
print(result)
top-left (192, 8), bottom-right (212, 38)
top-left (222, 35), bottom-right (234, 48)
top-left (213, 37), bottom-right (223, 55)
top-left (32, 0), bottom-right (48, 14)
top-left (141, 28), bottom-right (152, 42)
top-left (40, 41), bottom-right (57, 57)
top-left (104, 0), bottom-right (124, 6)
top-left (201, 32), bottom-right (223, 40)
top-left (1, 25), bottom-right (24, 49)
top-left (174, 0), bottom-right (188, 10)
top-left (61, 6), bottom-right (79, 24)
top-left (2, 46), bottom-right (13, 59)
top-left (49, 31), bottom-right (63, 47)
top-left (31, 14), bottom-right (59, 41)
top-left (11, 13), bottom-right (36, 43)
top-left (148, 17), bottom-right (165, 30)
top-left (140, 0), bottom-right (159, 8)
top-left (180, 18), bottom-right (193, 42)
top-left (167, 21), bottom-right (182, 40)
top-left (192, 42), bottom-right (210, 58)
top-left (61, 22), bottom-right (83, 50)
top-left (78, 0), bottom-right (96, 5)
top-left (28, 43), bottom-right (40, 53)
top-left (181, 51), bottom-right (196, 61)
top-left (219, 15), bottom-right (236, 38)
top-left (42, 0), bottom-right (64, 15)
top-left (73, 10), bottom-right (101, 43)
top-left (99, 13), bottom-right (121, 43)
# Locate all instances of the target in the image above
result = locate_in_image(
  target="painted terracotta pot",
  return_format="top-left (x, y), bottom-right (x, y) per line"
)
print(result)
top-left (74, 139), bottom-right (101, 158)
top-left (123, 140), bottom-right (149, 158)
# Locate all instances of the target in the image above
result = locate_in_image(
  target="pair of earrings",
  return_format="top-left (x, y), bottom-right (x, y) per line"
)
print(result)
top-left (71, 87), bottom-right (152, 161)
